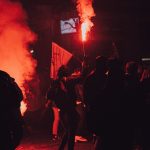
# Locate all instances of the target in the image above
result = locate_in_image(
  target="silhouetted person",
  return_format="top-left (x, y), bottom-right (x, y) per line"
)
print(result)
top-left (71, 68), bottom-right (88, 142)
top-left (124, 61), bottom-right (144, 149)
top-left (0, 70), bottom-right (23, 150)
top-left (46, 79), bottom-right (60, 142)
top-left (46, 65), bottom-right (79, 150)
top-left (100, 58), bottom-right (130, 150)
top-left (140, 69), bottom-right (150, 150)
top-left (84, 56), bottom-right (108, 150)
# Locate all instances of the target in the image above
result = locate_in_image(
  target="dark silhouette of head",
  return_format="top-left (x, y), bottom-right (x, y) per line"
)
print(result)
top-left (0, 70), bottom-right (10, 78)
top-left (108, 58), bottom-right (123, 73)
top-left (57, 65), bottom-right (69, 79)
top-left (95, 56), bottom-right (107, 74)
top-left (125, 61), bottom-right (138, 75)
top-left (0, 70), bottom-right (14, 82)
top-left (140, 68), bottom-right (150, 81)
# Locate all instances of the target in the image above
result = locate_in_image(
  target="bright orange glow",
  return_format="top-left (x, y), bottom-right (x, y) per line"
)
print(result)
top-left (20, 101), bottom-right (27, 116)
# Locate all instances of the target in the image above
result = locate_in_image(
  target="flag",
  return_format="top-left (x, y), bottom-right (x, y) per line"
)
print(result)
top-left (50, 42), bottom-right (73, 79)
top-left (60, 18), bottom-right (79, 34)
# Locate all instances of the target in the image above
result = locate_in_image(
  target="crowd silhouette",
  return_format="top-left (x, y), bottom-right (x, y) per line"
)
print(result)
top-left (45, 55), bottom-right (150, 150)
top-left (1, 55), bottom-right (150, 150)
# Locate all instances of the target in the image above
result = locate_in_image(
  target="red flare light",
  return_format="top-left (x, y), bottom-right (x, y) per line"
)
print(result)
top-left (81, 20), bottom-right (94, 42)
top-left (76, 0), bottom-right (95, 42)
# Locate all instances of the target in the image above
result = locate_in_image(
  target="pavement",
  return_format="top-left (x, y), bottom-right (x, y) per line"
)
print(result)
top-left (16, 131), bottom-right (94, 150)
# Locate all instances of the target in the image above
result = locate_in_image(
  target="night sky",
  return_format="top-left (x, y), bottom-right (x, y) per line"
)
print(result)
top-left (18, 0), bottom-right (150, 91)
top-left (20, 0), bottom-right (150, 58)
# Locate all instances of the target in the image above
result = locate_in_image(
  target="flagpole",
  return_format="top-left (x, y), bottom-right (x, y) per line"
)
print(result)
top-left (81, 41), bottom-right (86, 71)
top-left (82, 41), bottom-right (86, 58)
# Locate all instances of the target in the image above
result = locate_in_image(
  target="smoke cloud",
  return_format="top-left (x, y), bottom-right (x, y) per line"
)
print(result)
top-left (76, 0), bottom-right (95, 30)
top-left (0, 0), bottom-right (37, 87)
top-left (0, 0), bottom-right (37, 114)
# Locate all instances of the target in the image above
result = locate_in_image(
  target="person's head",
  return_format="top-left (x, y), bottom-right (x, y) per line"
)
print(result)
top-left (140, 68), bottom-right (150, 81)
top-left (0, 70), bottom-right (13, 80)
top-left (107, 58), bottom-right (124, 78)
top-left (95, 56), bottom-right (107, 74)
top-left (0, 70), bottom-right (15, 85)
top-left (108, 58), bottom-right (123, 71)
top-left (125, 61), bottom-right (138, 75)
top-left (0, 70), bottom-right (9, 77)
top-left (57, 65), bottom-right (69, 79)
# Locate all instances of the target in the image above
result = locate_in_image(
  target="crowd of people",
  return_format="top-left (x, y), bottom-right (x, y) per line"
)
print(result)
top-left (0, 55), bottom-right (150, 150)
top-left (46, 56), bottom-right (150, 150)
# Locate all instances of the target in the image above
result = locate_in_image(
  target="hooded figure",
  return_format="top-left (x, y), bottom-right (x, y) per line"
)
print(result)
top-left (0, 70), bottom-right (23, 150)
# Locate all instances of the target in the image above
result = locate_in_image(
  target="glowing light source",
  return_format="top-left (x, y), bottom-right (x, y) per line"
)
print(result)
top-left (81, 19), bottom-right (94, 42)
top-left (20, 101), bottom-right (27, 116)
top-left (142, 58), bottom-right (150, 61)
top-left (30, 49), bottom-right (34, 53)
top-left (76, 0), bottom-right (95, 42)
top-left (81, 22), bottom-right (87, 41)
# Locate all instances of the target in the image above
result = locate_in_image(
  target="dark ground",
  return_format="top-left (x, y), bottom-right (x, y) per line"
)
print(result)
top-left (16, 123), bottom-right (94, 150)
top-left (16, 128), bottom-right (94, 150)
top-left (17, 107), bottom-right (94, 150)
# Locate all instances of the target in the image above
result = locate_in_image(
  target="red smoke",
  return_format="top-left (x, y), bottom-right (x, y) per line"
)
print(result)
top-left (0, 0), bottom-right (37, 115)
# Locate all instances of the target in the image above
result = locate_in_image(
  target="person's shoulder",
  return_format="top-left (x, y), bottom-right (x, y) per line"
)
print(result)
top-left (65, 76), bottom-right (79, 83)
top-left (85, 70), bottom-right (95, 81)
